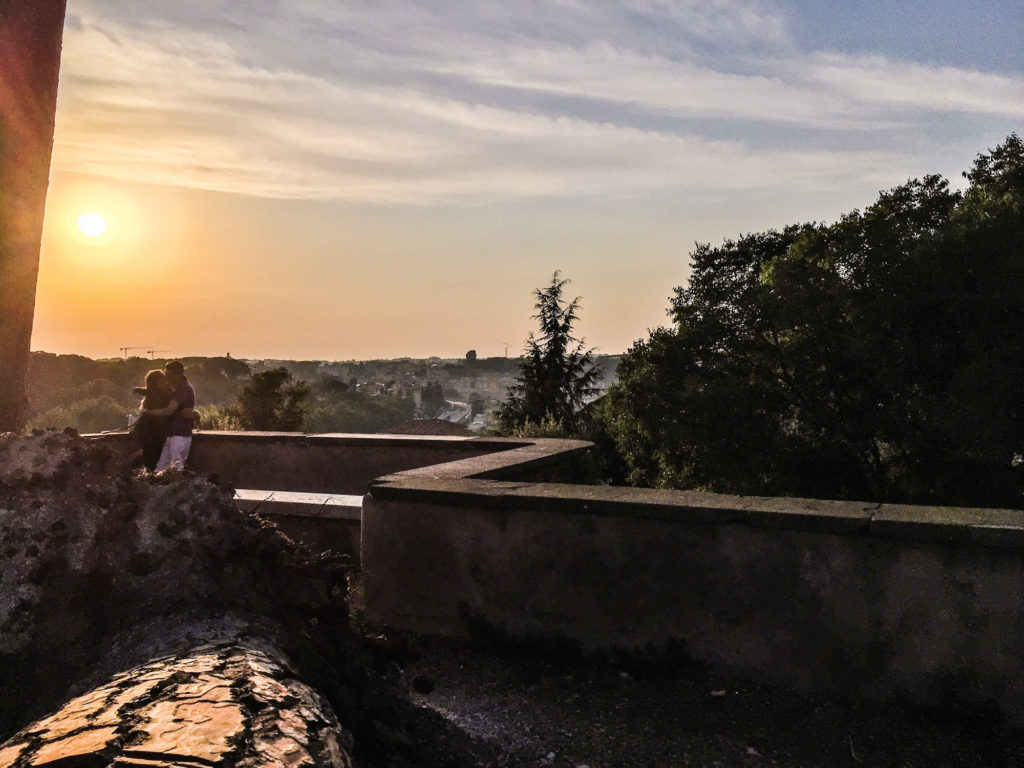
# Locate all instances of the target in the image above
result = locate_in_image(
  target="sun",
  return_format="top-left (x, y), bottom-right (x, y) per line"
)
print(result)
top-left (77, 212), bottom-right (107, 238)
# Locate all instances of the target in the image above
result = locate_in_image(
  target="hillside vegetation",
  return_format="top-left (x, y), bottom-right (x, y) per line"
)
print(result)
top-left (24, 353), bottom-right (544, 435)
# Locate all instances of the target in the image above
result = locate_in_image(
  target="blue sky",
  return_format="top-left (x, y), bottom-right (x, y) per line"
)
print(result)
top-left (34, 0), bottom-right (1024, 359)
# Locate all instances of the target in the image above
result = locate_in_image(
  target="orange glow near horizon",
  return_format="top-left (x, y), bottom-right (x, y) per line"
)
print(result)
top-left (33, 173), bottom-right (193, 358)
top-left (32, 170), bottom-right (682, 361)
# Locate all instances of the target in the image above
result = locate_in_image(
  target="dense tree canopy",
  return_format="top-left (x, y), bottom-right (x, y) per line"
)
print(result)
top-left (304, 390), bottom-right (414, 433)
top-left (228, 366), bottom-right (310, 431)
top-left (498, 272), bottom-right (602, 435)
top-left (605, 135), bottom-right (1024, 507)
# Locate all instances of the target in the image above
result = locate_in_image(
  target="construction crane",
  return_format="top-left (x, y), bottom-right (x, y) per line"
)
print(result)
top-left (119, 346), bottom-right (149, 359)
top-left (147, 349), bottom-right (171, 360)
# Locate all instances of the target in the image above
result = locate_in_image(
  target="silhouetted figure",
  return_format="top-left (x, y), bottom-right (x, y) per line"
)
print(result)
top-left (145, 361), bottom-right (197, 471)
top-left (132, 369), bottom-right (172, 472)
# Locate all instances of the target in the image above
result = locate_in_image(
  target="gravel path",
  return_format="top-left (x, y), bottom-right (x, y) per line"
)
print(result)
top-left (400, 638), bottom-right (1024, 768)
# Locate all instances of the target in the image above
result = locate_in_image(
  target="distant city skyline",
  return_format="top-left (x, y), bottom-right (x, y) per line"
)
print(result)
top-left (32, 0), bottom-right (1023, 360)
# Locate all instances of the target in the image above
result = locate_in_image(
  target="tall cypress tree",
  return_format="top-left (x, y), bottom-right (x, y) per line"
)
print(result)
top-left (497, 272), bottom-right (602, 435)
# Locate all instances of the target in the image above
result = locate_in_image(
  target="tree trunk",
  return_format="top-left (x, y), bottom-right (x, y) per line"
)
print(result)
top-left (0, 0), bottom-right (67, 433)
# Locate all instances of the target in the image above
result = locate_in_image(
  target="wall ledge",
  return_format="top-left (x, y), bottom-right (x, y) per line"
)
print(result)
top-left (371, 476), bottom-right (1024, 548)
top-left (87, 431), bottom-right (1024, 548)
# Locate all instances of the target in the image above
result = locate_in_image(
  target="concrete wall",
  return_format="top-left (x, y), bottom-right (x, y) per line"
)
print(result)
top-left (88, 432), bottom-right (590, 566)
top-left (363, 472), bottom-right (1024, 723)
top-left (187, 431), bottom-right (535, 494)
top-left (88, 431), bottom-right (1024, 721)
top-left (90, 431), bottom-right (539, 494)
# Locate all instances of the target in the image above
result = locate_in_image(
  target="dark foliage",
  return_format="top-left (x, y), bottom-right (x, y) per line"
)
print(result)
top-left (304, 392), bottom-right (415, 433)
top-left (421, 381), bottom-right (445, 415)
top-left (26, 354), bottom-right (250, 433)
top-left (605, 135), bottom-right (1024, 507)
top-left (228, 366), bottom-right (310, 431)
top-left (497, 272), bottom-right (603, 436)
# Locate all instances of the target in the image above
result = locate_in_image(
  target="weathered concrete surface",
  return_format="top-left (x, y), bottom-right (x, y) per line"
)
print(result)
top-left (0, 1), bottom-right (67, 432)
top-left (88, 432), bottom-right (590, 495)
top-left (0, 634), bottom-right (352, 768)
top-left (363, 479), bottom-right (1024, 724)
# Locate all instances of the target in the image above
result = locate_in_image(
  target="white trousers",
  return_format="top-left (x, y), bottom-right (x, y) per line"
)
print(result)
top-left (155, 435), bottom-right (192, 472)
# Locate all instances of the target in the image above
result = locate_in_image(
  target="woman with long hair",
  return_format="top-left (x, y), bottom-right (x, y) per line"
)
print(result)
top-left (131, 369), bottom-right (173, 472)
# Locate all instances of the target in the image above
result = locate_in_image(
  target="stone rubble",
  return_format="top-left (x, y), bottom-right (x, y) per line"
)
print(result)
top-left (0, 433), bottom-right (353, 768)
top-left (0, 431), bottom-right (339, 734)
top-left (0, 431), bottom-right (496, 768)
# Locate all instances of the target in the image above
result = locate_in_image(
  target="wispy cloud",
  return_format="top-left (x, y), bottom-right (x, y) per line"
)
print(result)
top-left (804, 53), bottom-right (1024, 118)
top-left (52, 1), bottom-right (1024, 203)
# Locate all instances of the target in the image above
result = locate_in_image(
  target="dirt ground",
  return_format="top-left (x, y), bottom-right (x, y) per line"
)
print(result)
top-left (399, 637), bottom-right (1024, 768)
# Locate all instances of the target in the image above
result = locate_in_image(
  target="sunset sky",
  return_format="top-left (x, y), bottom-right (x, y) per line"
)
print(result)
top-left (32, 0), bottom-right (1023, 361)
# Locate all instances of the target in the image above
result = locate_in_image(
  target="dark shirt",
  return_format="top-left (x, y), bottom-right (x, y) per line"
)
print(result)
top-left (134, 390), bottom-right (171, 445)
top-left (166, 379), bottom-right (196, 437)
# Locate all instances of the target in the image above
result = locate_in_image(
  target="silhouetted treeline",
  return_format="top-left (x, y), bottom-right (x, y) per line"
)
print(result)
top-left (600, 134), bottom-right (1024, 509)
top-left (23, 352), bottom-right (527, 435)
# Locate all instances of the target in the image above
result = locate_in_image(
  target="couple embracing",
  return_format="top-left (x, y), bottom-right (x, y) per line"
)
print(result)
top-left (132, 360), bottom-right (197, 472)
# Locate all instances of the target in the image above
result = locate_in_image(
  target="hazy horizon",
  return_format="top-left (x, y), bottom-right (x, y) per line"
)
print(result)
top-left (31, 1), bottom-right (1023, 360)
top-left (30, 348), bottom-right (621, 364)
